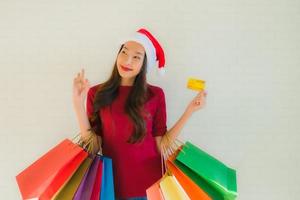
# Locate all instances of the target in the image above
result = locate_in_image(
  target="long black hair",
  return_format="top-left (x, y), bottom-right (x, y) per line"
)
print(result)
top-left (89, 45), bottom-right (152, 143)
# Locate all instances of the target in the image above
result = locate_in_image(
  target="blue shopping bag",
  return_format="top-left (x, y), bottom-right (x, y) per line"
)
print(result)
top-left (100, 156), bottom-right (115, 200)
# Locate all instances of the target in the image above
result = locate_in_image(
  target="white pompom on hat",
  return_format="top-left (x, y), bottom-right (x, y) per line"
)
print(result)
top-left (120, 28), bottom-right (166, 75)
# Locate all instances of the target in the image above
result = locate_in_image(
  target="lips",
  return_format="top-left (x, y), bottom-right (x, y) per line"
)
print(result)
top-left (120, 65), bottom-right (133, 72)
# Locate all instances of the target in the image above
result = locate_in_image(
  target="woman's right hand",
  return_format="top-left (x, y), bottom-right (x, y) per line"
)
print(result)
top-left (73, 68), bottom-right (90, 108)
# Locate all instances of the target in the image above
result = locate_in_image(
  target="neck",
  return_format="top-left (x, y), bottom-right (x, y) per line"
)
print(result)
top-left (120, 78), bottom-right (135, 86)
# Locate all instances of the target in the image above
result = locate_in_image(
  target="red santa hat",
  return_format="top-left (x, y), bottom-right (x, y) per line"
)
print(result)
top-left (121, 28), bottom-right (166, 75)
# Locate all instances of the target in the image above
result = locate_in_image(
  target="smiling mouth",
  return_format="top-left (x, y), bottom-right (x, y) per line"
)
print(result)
top-left (121, 65), bottom-right (133, 71)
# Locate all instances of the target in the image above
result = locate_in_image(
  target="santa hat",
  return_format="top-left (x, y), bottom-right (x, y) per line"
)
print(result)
top-left (121, 28), bottom-right (166, 75)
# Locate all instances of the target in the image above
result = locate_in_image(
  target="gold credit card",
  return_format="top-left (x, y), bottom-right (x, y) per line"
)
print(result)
top-left (187, 78), bottom-right (206, 91)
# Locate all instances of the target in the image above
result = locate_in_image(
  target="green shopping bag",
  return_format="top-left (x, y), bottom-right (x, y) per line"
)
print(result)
top-left (174, 159), bottom-right (223, 200)
top-left (175, 141), bottom-right (237, 200)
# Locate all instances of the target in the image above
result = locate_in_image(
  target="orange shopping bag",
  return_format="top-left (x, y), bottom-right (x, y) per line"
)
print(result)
top-left (166, 150), bottom-right (211, 200)
top-left (16, 139), bottom-right (88, 200)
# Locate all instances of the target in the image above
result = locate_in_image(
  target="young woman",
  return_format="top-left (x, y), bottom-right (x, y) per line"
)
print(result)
top-left (72, 28), bottom-right (207, 200)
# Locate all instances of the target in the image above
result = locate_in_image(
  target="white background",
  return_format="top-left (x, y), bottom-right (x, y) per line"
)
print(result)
top-left (0, 0), bottom-right (299, 199)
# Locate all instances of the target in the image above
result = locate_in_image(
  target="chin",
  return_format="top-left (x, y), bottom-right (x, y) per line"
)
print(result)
top-left (117, 71), bottom-right (131, 79)
top-left (121, 74), bottom-right (135, 79)
top-left (117, 69), bottom-right (136, 79)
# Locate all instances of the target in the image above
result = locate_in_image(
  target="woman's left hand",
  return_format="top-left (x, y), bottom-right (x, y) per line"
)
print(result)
top-left (186, 90), bottom-right (207, 113)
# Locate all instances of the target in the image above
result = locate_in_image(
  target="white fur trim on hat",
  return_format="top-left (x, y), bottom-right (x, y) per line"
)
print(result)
top-left (120, 33), bottom-right (157, 70)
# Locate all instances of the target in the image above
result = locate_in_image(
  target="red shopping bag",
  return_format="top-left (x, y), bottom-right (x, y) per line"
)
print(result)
top-left (90, 155), bottom-right (103, 200)
top-left (16, 139), bottom-right (88, 200)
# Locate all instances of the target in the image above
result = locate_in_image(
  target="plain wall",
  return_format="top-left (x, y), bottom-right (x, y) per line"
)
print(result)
top-left (0, 0), bottom-right (299, 199)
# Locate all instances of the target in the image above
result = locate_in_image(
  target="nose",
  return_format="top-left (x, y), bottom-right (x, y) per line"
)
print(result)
top-left (124, 57), bottom-right (132, 67)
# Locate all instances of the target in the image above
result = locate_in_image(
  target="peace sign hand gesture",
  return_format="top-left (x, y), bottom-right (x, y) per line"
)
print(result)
top-left (72, 69), bottom-right (90, 108)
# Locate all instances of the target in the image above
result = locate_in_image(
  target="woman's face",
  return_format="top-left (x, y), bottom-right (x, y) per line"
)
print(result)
top-left (116, 41), bottom-right (145, 83)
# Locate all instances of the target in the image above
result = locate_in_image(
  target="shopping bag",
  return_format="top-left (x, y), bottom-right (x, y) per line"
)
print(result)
top-left (73, 155), bottom-right (102, 200)
top-left (16, 139), bottom-right (88, 200)
top-left (51, 157), bottom-right (93, 199)
top-left (166, 151), bottom-right (211, 200)
top-left (90, 155), bottom-right (103, 200)
top-left (160, 175), bottom-right (190, 200)
top-left (100, 156), bottom-right (115, 200)
top-left (175, 141), bottom-right (237, 200)
top-left (174, 158), bottom-right (224, 200)
top-left (147, 140), bottom-right (210, 200)
top-left (50, 154), bottom-right (114, 200)
top-left (146, 179), bottom-right (165, 200)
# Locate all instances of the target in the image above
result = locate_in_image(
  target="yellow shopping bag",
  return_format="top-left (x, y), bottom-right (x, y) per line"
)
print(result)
top-left (160, 175), bottom-right (191, 200)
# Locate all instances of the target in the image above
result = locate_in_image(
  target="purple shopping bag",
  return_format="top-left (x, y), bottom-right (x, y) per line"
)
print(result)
top-left (73, 155), bottom-right (101, 200)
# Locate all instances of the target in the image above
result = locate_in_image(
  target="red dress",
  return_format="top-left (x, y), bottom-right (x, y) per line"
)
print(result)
top-left (86, 83), bottom-right (167, 198)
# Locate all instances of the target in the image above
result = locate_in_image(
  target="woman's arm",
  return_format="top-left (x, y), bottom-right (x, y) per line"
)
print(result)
top-left (73, 69), bottom-right (101, 154)
top-left (73, 69), bottom-right (92, 140)
top-left (155, 108), bottom-right (193, 153)
top-left (156, 90), bottom-right (207, 153)
top-left (73, 103), bottom-right (92, 140)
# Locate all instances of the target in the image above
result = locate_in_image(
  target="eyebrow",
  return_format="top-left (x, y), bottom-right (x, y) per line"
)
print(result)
top-left (123, 46), bottom-right (144, 55)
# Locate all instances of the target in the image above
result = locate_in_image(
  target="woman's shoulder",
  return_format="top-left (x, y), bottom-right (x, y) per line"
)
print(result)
top-left (147, 83), bottom-right (164, 91)
top-left (147, 83), bottom-right (165, 97)
top-left (88, 83), bottom-right (105, 97)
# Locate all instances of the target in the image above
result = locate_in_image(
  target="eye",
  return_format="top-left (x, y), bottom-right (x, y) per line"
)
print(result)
top-left (121, 50), bottom-right (127, 55)
top-left (133, 56), bottom-right (141, 60)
